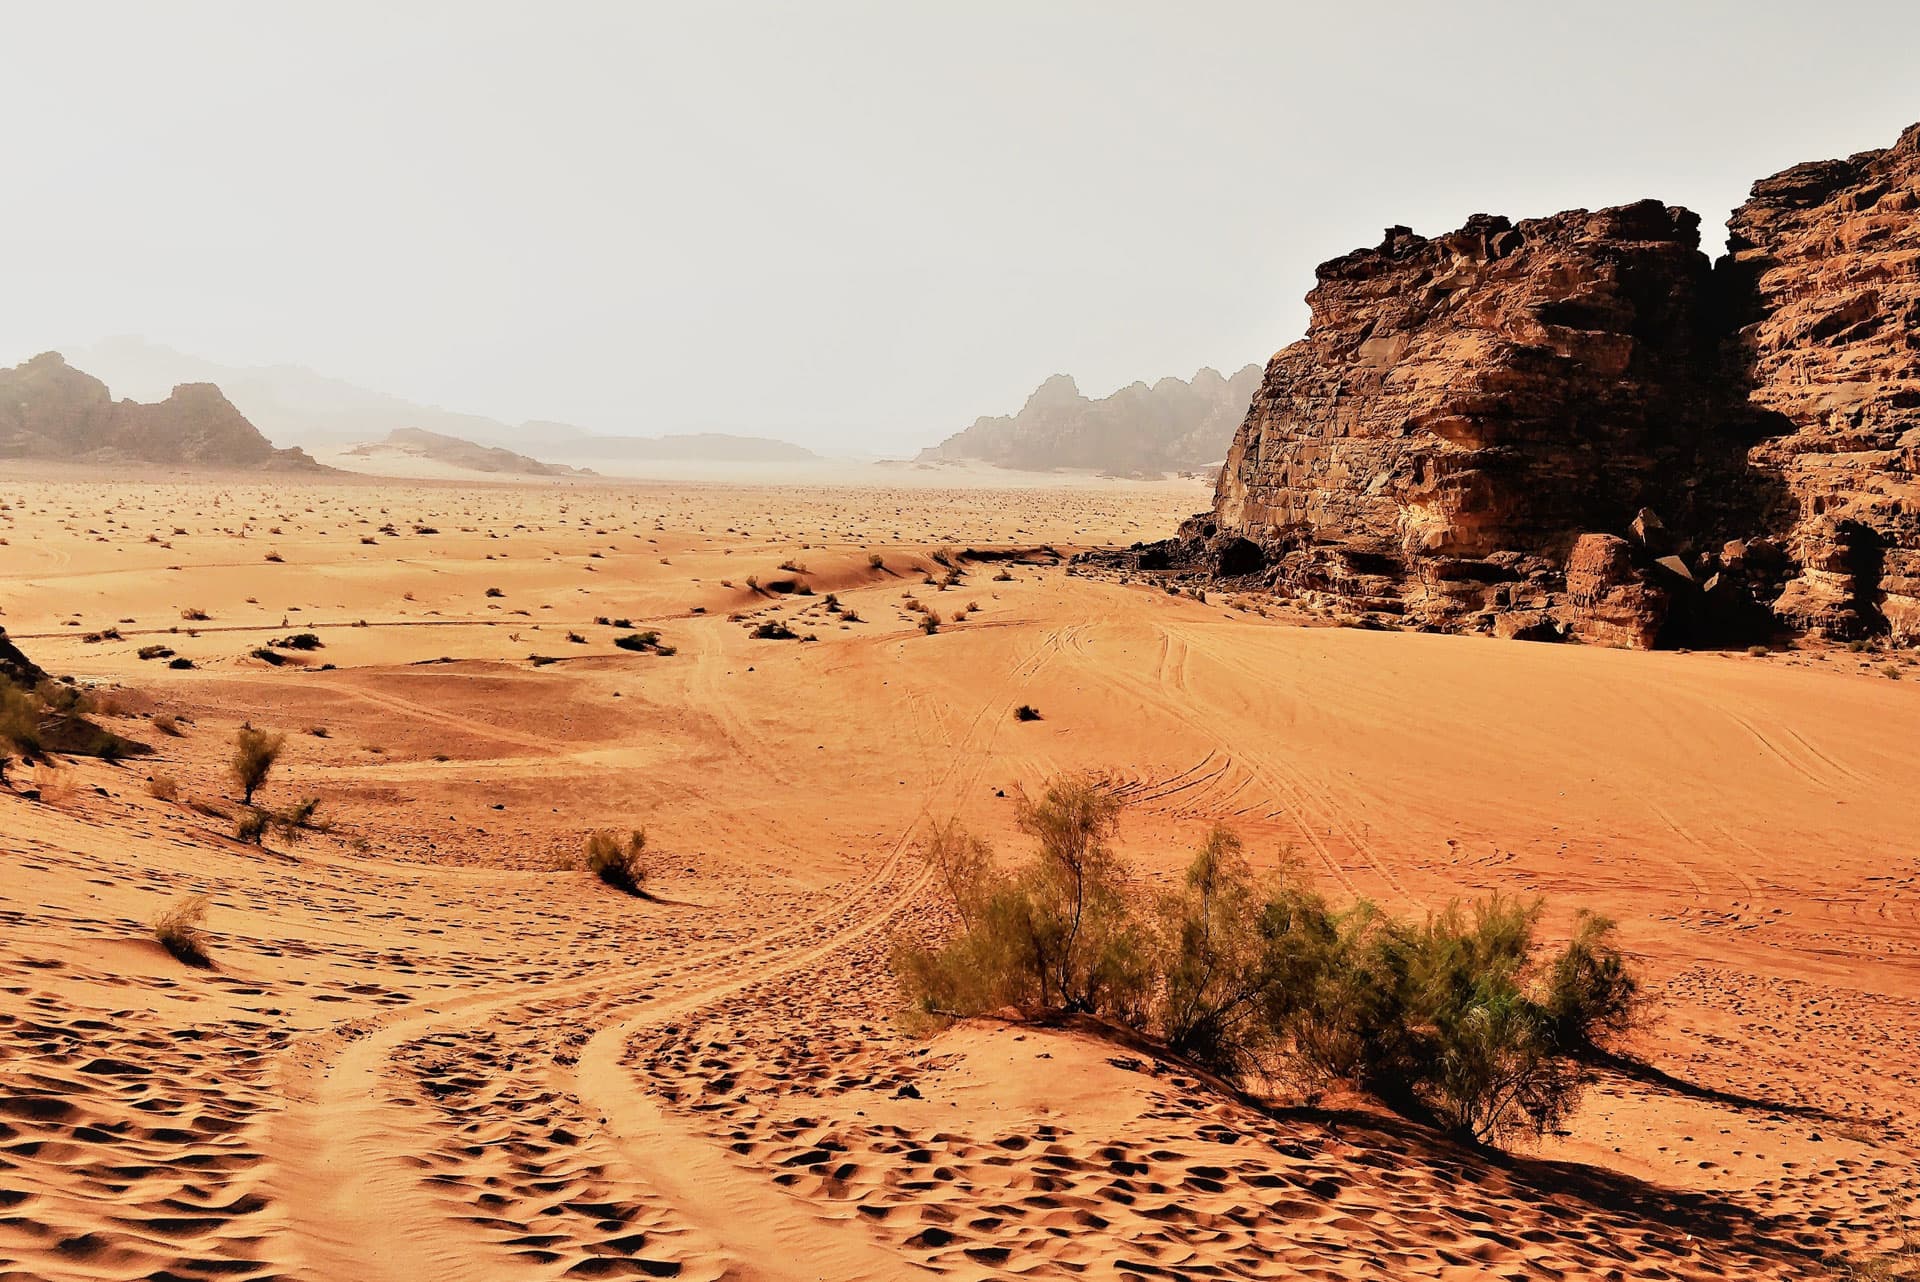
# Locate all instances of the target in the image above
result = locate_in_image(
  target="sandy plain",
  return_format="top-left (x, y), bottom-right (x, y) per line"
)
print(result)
top-left (1, 466), bottom-right (1916, 1282)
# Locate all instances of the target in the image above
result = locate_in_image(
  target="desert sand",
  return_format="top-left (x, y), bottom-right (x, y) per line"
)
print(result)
top-left (1, 466), bottom-right (1916, 1282)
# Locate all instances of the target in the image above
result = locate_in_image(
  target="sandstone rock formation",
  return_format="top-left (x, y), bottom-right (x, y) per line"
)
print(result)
top-left (921, 365), bottom-right (1261, 474)
top-left (1724, 122), bottom-right (1920, 640)
top-left (0, 353), bottom-right (320, 469)
top-left (1121, 121), bottom-right (1920, 647)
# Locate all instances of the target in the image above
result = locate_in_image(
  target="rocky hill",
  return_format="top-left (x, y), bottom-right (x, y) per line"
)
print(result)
top-left (65, 337), bottom-right (817, 463)
top-left (0, 353), bottom-right (320, 469)
top-left (344, 427), bottom-right (595, 476)
top-left (1114, 121), bottom-right (1920, 648)
top-left (919, 365), bottom-right (1261, 474)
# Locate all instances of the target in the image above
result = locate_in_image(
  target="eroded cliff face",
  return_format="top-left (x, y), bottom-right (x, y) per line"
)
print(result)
top-left (1725, 123), bottom-right (1920, 640)
top-left (1178, 122), bottom-right (1920, 646)
top-left (1208, 200), bottom-right (1752, 635)
top-left (0, 353), bottom-right (319, 469)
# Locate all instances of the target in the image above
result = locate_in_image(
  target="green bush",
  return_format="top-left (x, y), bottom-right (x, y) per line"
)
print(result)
top-left (895, 782), bottom-right (1644, 1148)
top-left (895, 776), bottom-right (1151, 1024)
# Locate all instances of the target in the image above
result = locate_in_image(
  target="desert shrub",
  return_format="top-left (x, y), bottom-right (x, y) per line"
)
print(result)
top-left (896, 783), bottom-right (1642, 1148)
top-left (485, 587), bottom-right (504, 598)
top-left (1014, 704), bottom-right (1042, 721)
top-left (181, 607), bottom-right (211, 621)
top-left (994, 569), bottom-right (1014, 582)
top-left (0, 682), bottom-right (41, 755)
top-left (1831, 1207), bottom-right (1920, 1281)
top-left (585, 828), bottom-right (649, 895)
top-left (1154, 826), bottom-right (1280, 1077)
top-left (919, 612), bottom-right (941, 635)
top-left (750, 620), bottom-right (798, 641)
top-left (868, 553), bottom-right (885, 570)
top-left (153, 894), bottom-right (212, 967)
top-left (234, 808), bottom-right (270, 844)
top-left (1280, 895), bottom-right (1631, 1145)
top-left (146, 773), bottom-right (179, 801)
top-left (1538, 910), bottom-right (1641, 1053)
top-left (0, 753), bottom-right (10, 785)
top-left (271, 633), bottom-right (323, 651)
top-left (251, 647), bottom-right (287, 666)
top-left (614, 630), bottom-right (661, 651)
top-left (270, 796), bottom-right (325, 841)
top-left (138, 644), bottom-right (175, 661)
top-left (230, 725), bottom-right (285, 804)
top-left (153, 713), bottom-right (182, 736)
top-left (897, 777), bottom-right (1150, 1023)
top-left (168, 657), bottom-right (195, 670)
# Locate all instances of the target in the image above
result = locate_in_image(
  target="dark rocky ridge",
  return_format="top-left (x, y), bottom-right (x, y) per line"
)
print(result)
top-left (0, 353), bottom-right (320, 469)
top-left (920, 365), bottom-right (1261, 474)
top-left (1107, 122), bottom-right (1920, 647)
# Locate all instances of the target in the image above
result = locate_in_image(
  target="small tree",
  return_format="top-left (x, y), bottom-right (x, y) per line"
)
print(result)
top-left (230, 726), bottom-right (285, 805)
top-left (1014, 775), bottom-right (1144, 1016)
top-left (1155, 826), bottom-right (1275, 1077)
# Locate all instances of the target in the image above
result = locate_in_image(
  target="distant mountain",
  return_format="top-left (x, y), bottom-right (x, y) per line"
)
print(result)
top-left (64, 337), bottom-right (817, 463)
top-left (344, 427), bottom-right (596, 477)
top-left (552, 432), bottom-right (818, 463)
top-left (0, 353), bottom-right (320, 469)
top-left (918, 365), bottom-right (1262, 474)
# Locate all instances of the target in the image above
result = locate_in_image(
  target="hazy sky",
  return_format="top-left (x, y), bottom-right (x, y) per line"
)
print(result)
top-left (4, 2), bottom-right (1916, 455)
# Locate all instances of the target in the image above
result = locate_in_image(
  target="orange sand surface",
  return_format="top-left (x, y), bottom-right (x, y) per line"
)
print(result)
top-left (2, 471), bottom-right (1916, 1281)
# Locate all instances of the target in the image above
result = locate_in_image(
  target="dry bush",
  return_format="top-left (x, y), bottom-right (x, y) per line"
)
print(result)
top-left (152, 713), bottom-right (183, 736)
top-left (1833, 1206), bottom-right (1920, 1281)
top-left (230, 726), bottom-right (285, 804)
top-left (146, 774), bottom-right (179, 802)
top-left (0, 681), bottom-right (41, 755)
top-left (1014, 704), bottom-right (1042, 722)
top-left (234, 808), bottom-right (270, 845)
top-left (153, 894), bottom-right (212, 967)
top-left (273, 796), bottom-right (325, 841)
top-left (585, 828), bottom-right (649, 896)
top-left (32, 763), bottom-right (75, 805)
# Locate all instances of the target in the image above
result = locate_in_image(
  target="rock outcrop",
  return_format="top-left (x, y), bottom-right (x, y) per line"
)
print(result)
top-left (1120, 121), bottom-right (1920, 647)
top-left (921, 365), bottom-right (1261, 474)
top-left (1723, 122), bottom-right (1920, 640)
top-left (0, 353), bottom-right (321, 469)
